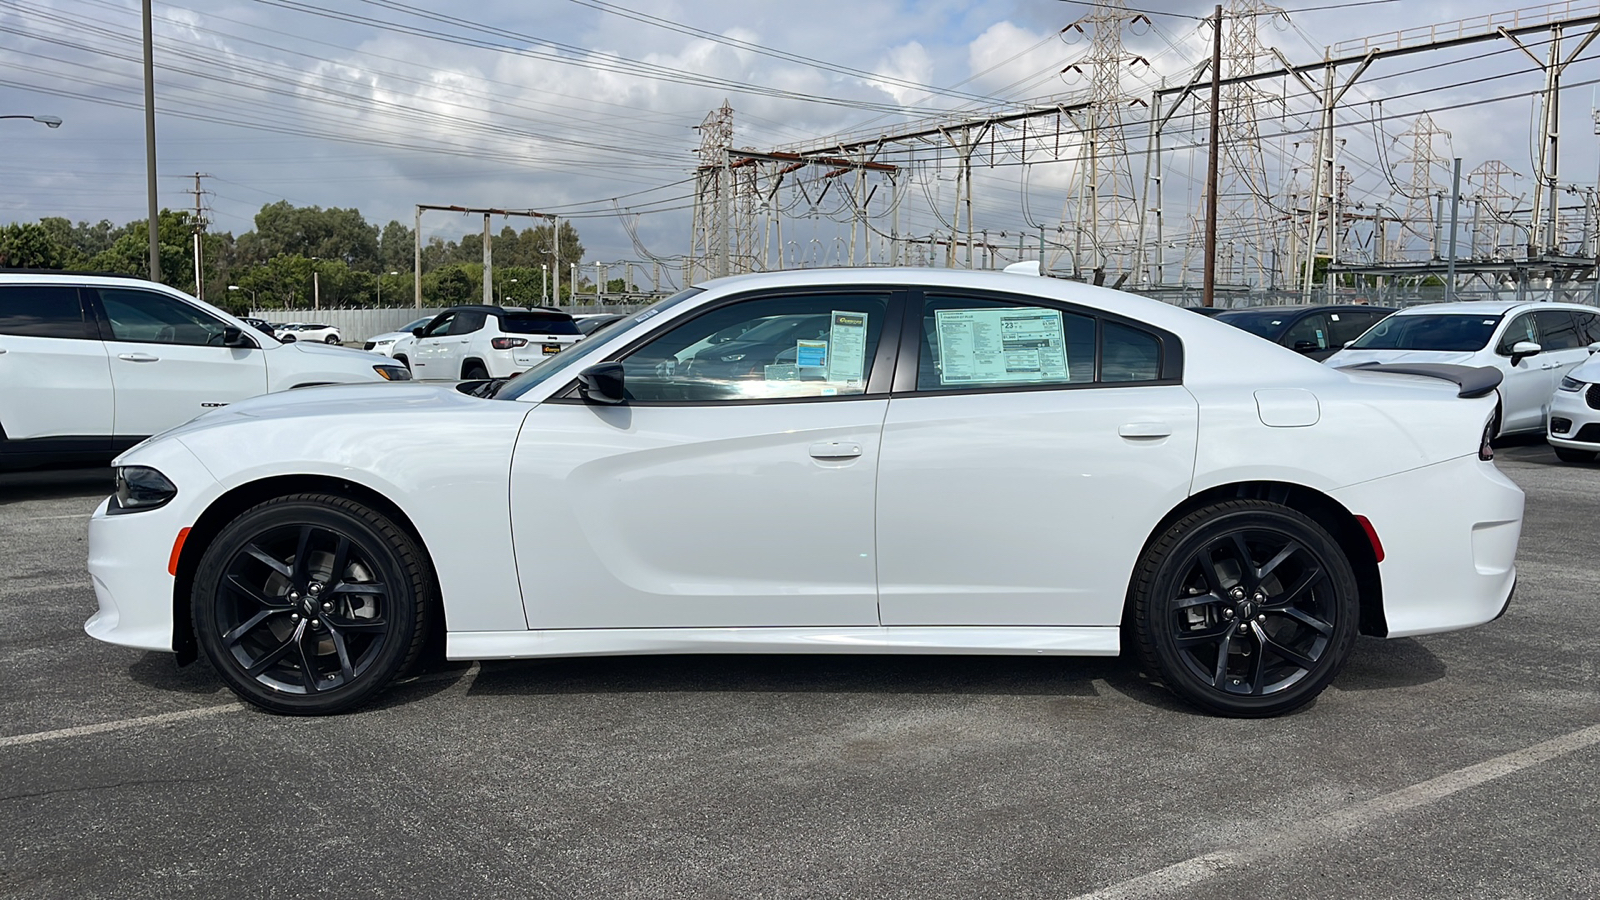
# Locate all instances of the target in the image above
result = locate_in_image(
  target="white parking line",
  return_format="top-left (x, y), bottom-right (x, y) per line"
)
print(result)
top-left (0, 704), bottom-right (242, 749)
top-left (1068, 722), bottom-right (1600, 900)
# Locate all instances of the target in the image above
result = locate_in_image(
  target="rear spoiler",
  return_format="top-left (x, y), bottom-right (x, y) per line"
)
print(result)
top-left (1334, 361), bottom-right (1502, 399)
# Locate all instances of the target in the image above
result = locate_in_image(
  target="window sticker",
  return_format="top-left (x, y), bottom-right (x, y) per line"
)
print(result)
top-left (934, 307), bottom-right (1068, 385)
top-left (827, 311), bottom-right (869, 385)
top-left (796, 340), bottom-right (828, 368)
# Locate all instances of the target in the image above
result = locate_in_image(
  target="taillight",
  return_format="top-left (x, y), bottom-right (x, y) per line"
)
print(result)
top-left (1479, 417), bottom-right (1495, 461)
top-left (491, 337), bottom-right (528, 350)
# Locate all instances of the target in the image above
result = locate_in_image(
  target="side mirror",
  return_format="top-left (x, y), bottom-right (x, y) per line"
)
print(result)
top-left (412, 327), bottom-right (427, 337)
top-left (577, 362), bottom-right (626, 405)
top-left (1587, 341), bottom-right (1600, 355)
top-left (1510, 340), bottom-right (1542, 365)
top-left (222, 326), bottom-right (254, 348)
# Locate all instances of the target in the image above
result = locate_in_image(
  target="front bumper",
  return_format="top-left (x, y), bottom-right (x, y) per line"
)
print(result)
top-left (1546, 385), bottom-right (1600, 449)
top-left (84, 441), bottom-right (219, 653)
top-left (1330, 453), bottom-right (1524, 638)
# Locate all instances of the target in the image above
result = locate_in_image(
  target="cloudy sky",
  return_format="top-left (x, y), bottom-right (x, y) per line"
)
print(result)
top-left (3, 0), bottom-right (1597, 282)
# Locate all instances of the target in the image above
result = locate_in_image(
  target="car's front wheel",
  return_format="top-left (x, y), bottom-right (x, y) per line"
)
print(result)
top-left (324, 334), bottom-right (340, 344)
top-left (1129, 500), bottom-right (1359, 717)
top-left (191, 493), bottom-right (434, 715)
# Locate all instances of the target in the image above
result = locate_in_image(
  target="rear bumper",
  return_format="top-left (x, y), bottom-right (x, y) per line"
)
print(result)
top-left (1331, 454), bottom-right (1524, 638)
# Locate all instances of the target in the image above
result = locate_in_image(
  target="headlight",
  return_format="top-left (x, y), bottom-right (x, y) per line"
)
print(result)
top-left (1560, 375), bottom-right (1584, 392)
top-left (374, 339), bottom-right (395, 347)
top-left (113, 466), bottom-right (177, 512)
top-left (374, 365), bottom-right (412, 381)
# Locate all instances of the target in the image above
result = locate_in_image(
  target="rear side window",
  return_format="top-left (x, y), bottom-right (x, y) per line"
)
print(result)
top-left (0, 285), bottom-right (93, 339)
top-left (917, 296), bottom-right (1096, 391)
top-left (1533, 310), bottom-right (1582, 351)
top-left (502, 313), bottom-right (580, 336)
top-left (449, 310), bottom-right (487, 335)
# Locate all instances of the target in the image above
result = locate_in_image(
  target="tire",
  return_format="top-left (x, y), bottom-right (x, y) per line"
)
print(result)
top-left (324, 335), bottom-right (340, 344)
top-left (1554, 446), bottom-right (1596, 463)
top-left (394, 355), bottom-right (409, 370)
top-left (462, 361), bottom-right (489, 380)
top-left (1129, 500), bottom-right (1359, 717)
top-left (191, 493), bottom-right (434, 715)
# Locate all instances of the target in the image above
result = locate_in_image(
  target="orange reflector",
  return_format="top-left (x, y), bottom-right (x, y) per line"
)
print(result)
top-left (1354, 515), bottom-right (1385, 564)
top-left (168, 527), bottom-right (192, 576)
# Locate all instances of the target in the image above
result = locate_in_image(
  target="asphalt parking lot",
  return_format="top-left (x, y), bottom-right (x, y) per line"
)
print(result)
top-left (1, 444), bottom-right (1596, 899)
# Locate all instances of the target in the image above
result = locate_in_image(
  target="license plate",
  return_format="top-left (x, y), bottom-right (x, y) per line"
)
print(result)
top-left (542, 343), bottom-right (561, 355)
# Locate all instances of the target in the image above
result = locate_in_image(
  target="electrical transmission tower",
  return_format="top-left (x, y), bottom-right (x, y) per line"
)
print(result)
top-left (1056, 0), bottom-right (1146, 284)
top-left (689, 102), bottom-right (735, 282)
top-left (1213, 1), bottom-right (1281, 288)
top-left (1390, 113), bottom-right (1451, 260)
top-left (1468, 160), bottom-right (1523, 260)
top-left (184, 172), bottom-right (211, 300)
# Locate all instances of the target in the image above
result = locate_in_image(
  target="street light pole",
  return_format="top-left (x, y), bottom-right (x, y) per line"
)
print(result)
top-left (0, 115), bottom-right (63, 127)
top-left (141, 0), bottom-right (160, 282)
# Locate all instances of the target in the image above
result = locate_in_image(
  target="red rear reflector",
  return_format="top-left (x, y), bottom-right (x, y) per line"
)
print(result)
top-left (168, 527), bottom-right (191, 576)
top-left (1354, 515), bottom-right (1385, 564)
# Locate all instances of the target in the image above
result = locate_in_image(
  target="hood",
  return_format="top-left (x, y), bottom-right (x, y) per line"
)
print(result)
top-left (1324, 348), bottom-right (1481, 368)
top-left (288, 339), bottom-right (386, 362)
top-left (1566, 354), bottom-right (1600, 383)
top-left (150, 382), bottom-right (488, 443)
top-left (366, 331), bottom-right (409, 343)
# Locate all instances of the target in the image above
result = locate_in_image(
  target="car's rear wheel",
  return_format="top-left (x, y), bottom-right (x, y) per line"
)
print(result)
top-left (1553, 446), bottom-right (1596, 463)
top-left (192, 493), bottom-right (434, 715)
top-left (462, 361), bottom-right (489, 380)
top-left (1129, 500), bottom-right (1359, 717)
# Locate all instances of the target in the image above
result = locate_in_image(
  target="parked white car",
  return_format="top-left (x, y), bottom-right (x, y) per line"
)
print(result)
top-left (1323, 300), bottom-right (1600, 436)
top-left (394, 305), bottom-right (583, 380)
top-left (279, 322), bottom-right (343, 344)
top-left (362, 316), bottom-right (435, 357)
top-left (0, 274), bottom-right (410, 469)
top-left (1546, 354), bottom-right (1600, 461)
top-left (87, 269), bottom-right (1522, 718)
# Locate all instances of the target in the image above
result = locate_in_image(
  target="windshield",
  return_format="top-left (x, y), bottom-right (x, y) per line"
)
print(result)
top-left (495, 288), bottom-right (705, 401)
top-left (1348, 313), bottom-right (1503, 352)
top-left (1214, 310), bottom-right (1294, 339)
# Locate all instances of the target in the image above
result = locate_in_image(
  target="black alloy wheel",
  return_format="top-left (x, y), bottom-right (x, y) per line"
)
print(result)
top-left (1130, 500), bottom-right (1358, 717)
top-left (192, 494), bottom-right (433, 715)
top-left (462, 361), bottom-right (490, 381)
top-left (324, 334), bottom-right (340, 344)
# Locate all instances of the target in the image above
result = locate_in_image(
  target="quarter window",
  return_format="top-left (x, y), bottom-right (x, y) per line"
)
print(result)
top-left (0, 285), bottom-right (93, 339)
top-left (1101, 322), bottom-right (1162, 382)
top-left (97, 289), bottom-right (231, 346)
top-left (617, 294), bottom-right (889, 403)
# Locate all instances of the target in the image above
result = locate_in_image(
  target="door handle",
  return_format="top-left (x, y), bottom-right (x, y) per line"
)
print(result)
top-left (0, 347), bottom-right (8, 354)
top-left (809, 441), bottom-right (863, 459)
top-left (1118, 422), bottom-right (1172, 439)
top-left (118, 352), bottom-right (160, 362)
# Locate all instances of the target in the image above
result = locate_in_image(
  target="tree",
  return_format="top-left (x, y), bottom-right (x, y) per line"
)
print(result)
top-left (247, 201), bottom-right (380, 270)
top-left (0, 222), bottom-right (69, 268)
top-left (379, 220), bottom-right (414, 272)
top-left (89, 209), bottom-right (195, 290)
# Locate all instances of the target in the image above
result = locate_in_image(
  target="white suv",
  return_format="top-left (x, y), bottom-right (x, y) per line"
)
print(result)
top-left (1323, 300), bottom-right (1600, 435)
top-left (394, 305), bottom-right (583, 380)
top-left (0, 273), bottom-right (410, 469)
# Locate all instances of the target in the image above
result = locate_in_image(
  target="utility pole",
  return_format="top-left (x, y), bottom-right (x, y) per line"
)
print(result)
top-left (482, 213), bottom-right (493, 305)
top-left (141, 0), bottom-right (159, 282)
top-left (185, 173), bottom-right (209, 299)
top-left (1202, 5), bottom-right (1222, 307)
top-left (413, 205), bottom-right (422, 313)
top-left (1447, 158), bottom-right (1462, 299)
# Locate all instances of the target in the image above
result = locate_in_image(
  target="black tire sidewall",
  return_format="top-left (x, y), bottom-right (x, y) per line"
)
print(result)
top-left (1134, 502), bottom-right (1359, 717)
top-left (192, 497), bottom-right (426, 715)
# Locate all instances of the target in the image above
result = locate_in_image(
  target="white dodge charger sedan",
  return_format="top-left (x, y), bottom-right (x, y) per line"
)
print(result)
top-left (85, 269), bottom-right (1524, 717)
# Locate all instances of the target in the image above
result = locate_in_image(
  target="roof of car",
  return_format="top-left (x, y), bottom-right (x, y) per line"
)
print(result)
top-left (1390, 300), bottom-right (1596, 316)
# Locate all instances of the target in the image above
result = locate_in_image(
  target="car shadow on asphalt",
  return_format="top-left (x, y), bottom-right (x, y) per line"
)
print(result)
top-left (463, 653), bottom-right (1192, 711)
top-left (1334, 636), bottom-right (1447, 691)
top-left (0, 467), bottom-right (113, 503)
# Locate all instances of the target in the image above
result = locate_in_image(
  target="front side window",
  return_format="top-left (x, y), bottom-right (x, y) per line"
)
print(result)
top-left (1281, 314), bottom-right (1331, 352)
top-left (618, 293), bottom-right (889, 403)
top-left (419, 313), bottom-right (456, 338)
top-left (97, 288), bottom-right (230, 346)
top-left (0, 285), bottom-right (93, 339)
top-left (1495, 314), bottom-right (1540, 355)
top-left (1327, 311), bottom-right (1380, 347)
